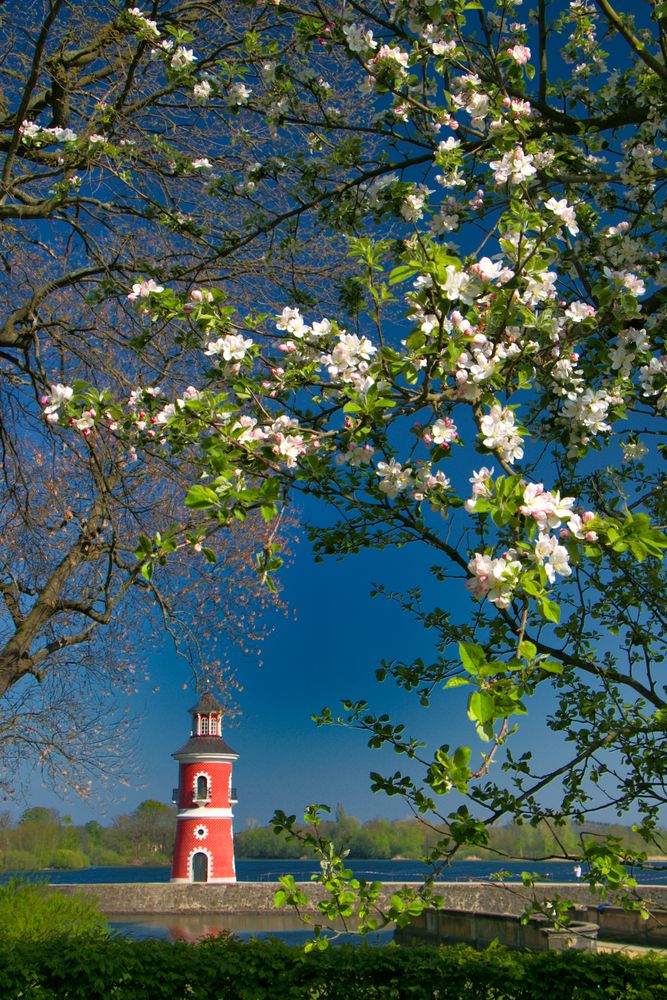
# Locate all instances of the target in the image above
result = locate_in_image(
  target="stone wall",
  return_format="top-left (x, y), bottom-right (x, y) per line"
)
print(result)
top-left (394, 909), bottom-right (600, 952)
top-left (50, 881), bottom-right (667, 946)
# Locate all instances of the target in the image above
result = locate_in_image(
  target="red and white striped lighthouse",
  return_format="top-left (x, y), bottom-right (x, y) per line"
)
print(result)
top-left (170, 692), bottom-right (238, 883)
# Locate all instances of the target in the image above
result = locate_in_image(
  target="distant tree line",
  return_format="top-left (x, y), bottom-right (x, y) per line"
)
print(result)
top-left (0, 804), bottom-right (662, 871)
top-left (0, 803), bottom-right (176, 870)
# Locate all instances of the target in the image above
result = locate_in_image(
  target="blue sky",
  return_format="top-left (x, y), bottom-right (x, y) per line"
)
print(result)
top-left (12, 504), bottom-right (576, 831)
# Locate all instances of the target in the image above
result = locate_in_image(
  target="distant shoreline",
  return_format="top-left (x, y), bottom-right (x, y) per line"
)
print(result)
top-left (2, 854), bottom-right (667, 874)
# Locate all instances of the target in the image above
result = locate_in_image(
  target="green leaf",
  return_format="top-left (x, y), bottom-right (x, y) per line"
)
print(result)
top-left (519, 640), bottom-right (537, 660)
top-left (540, 597), bottom-right (561, 623)
top-left (388, 264), bottom-right (419, 285)
top-left (459, 642), bottom-right (487, 674)
top-left (467, 691), bottom-right (496, 725)
top-left (185, 484), bottom-right (220, 509)
top-left (540, 660), bottom-right (564, 675)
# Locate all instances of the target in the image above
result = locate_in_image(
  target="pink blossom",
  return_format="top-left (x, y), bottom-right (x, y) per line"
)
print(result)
top-left (466, 551), bottom-right (522, 608)
top-left (128, 278), bottom-right (164, 301)
top-left (507, 45), bottom-right (531, 65)
top-left (489, 146), bottom-right (537, 185)
top-left (565, 301), bottom-right (596, 323)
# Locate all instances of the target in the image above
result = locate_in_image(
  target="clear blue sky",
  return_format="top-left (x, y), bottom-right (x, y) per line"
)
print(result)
top-left (11, 504), bottom-right (582, 831)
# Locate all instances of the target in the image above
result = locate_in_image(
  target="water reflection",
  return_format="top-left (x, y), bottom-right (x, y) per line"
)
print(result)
top-left (110, 912), bottom-right (394, 946)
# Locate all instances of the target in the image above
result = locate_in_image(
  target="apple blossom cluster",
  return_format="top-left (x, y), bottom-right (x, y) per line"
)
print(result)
top-left (489, 146), bottom-right (537, 186)
top-left (479, 406), bottom-right (524, 465)
top-left (342, 23), bottom-right (377, 55)
top-left (544, 198), bottom-right (580, 238)
top-left (205, 334), bottom-right (254, 363)
top-left (401, 184), bottom-right (433, 222)
top-left (40, 384), bottom-right (97, 436)
top-left (638, 355), bottom-right (667, 410)
top-left (335, 442), bottom-right (375, 467)
top-left (464, 467), bottom-right (494, 514)
top-left (127, 7), bottom-right (160, 40)
top-left (227, 83), bottom-right (252, 106)
top-left (449, 73), bottom-right (491, 130)
top-left (454, 329), bottom-right (522, 403)
top-left (465, 480), bottom-right (598, 608)
top-left (127, 278), bottom-right (164, 302)
top-left (227, 414), bottom-right (314, 469)
top-left (464, 477), bottom-right (599, 604)
top-left (424, 417), bottom-right (458, 449)
top-left (271, 307), bottom-right (378, 395)
top-left (466, 551), bottom-right (522, 609)
top-left (518, 484), bottom-right (576, 532)
top-left (19, 121), bottom-right (78, 144)
top-left (370, 45), bottom-right (410, 74)
top-left (321, 333), bottom-right (377, 392)
top-left (560, 388), bottom-right (618, 451)
top-left (40, 384), bottom-right (73, 424)
top-left (532, 534), bottom-right (572, 585)
top-left (376, 458), bottom-right (451, 507)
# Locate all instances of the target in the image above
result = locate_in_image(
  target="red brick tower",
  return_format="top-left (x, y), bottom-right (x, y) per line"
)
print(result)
top-left (170, 692), bottom-right (238, 883)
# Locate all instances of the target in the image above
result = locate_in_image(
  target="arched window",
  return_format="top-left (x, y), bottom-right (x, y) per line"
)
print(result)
top-left (200, 716), bottom-right (209, 735)
top-left (196, 775), bottom-right (209, 800)
top-left (210, 717), bottom-right (217, 735)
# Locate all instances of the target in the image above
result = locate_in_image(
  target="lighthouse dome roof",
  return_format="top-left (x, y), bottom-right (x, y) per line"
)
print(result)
top-left (172, 734), bottom-right (238, 758)
top-left (188, 691), bottom-right (224, 715)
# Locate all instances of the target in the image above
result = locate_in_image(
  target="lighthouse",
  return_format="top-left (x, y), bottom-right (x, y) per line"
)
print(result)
top-left (170, 692), bottom-right (238, 883)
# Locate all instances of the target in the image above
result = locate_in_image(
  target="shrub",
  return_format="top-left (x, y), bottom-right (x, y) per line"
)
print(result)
top-left (89, 847), bottom-right (125, 866)
top-left (0, 937), bottom-right (663, 1000)
top-left (48, 849), bottom-right (90, 870)
top-left (0, 849), bottom-right (39, 871)
top-left (0, 879), bottom-right (109, 943)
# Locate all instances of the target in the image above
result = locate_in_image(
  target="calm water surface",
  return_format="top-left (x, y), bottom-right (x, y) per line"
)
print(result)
top-left (13, 857), bottom-right (664, 886)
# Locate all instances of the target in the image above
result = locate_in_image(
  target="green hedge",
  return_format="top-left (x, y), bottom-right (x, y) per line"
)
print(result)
top-left (0, 937), bottom-right (664, 1000)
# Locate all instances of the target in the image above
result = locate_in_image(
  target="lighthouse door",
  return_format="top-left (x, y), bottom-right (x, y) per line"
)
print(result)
top-left (192, 852), bottom-right (208, 882)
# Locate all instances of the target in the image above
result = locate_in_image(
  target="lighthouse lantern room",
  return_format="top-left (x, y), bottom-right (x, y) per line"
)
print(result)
top-left (170, 692), bottom-right (238, 883)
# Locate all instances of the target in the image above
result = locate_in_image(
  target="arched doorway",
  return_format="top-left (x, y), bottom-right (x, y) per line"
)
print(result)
top-left (192, 851), bottom-right (208, 882)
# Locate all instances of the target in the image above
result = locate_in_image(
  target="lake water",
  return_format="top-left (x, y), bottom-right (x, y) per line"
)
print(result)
top-left (10, 857), bottom-right (664, 886)
top-left (5, 858), bottom-right (664, 944)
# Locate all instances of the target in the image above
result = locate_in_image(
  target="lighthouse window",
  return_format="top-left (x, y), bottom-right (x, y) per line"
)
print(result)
top-left (210, 718), bottom-right (217, 735)
top-left (196, 775), bottom-right (209, 800)
top-left (200, 717), bottom-right (209, 735)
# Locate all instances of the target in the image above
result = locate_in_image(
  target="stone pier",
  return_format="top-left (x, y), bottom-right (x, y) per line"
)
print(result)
top-left (50, 880), bottom-right (667, 948)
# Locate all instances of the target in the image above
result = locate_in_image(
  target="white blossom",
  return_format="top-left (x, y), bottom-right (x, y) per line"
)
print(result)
top-left (480, 406), bottom-right (524, 463)
top-left (193, 80), bottom-right (212, 102)
top-left (343, 23), bottom-right (377, 53)
top-left (205, 333), bottom-right (253, 361)
top-left (376, 458), bottom-right (413, 498)
top-left (544, 197), bottom-right (580, 236)
top-left (228, 82), bottom-right (252, 105)
top-left (171, 46), bottom-right (196, 70)
top-left (128, 279), bottom-right (164, 301)
top-left (466, 551), bottom-right (522, 608)
top-left (489, 146), bottom-right (537, 185)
